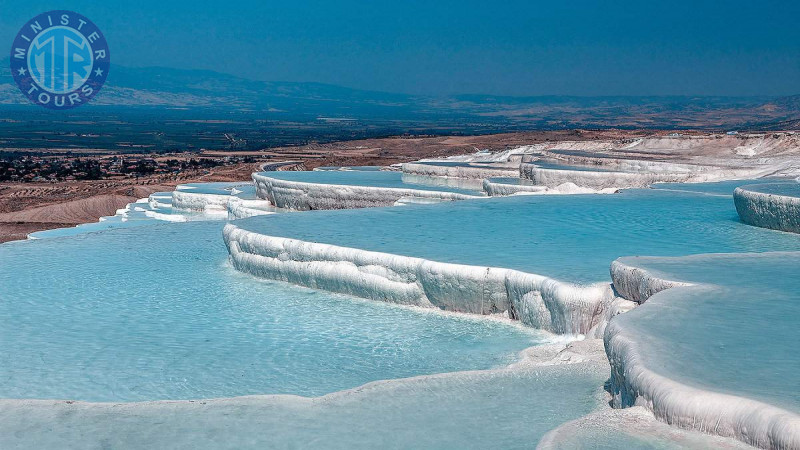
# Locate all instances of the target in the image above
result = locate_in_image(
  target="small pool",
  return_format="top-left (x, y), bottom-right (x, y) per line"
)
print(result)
top-left (235, 181), bottom-right (800, 283)
top-left (612, 251), bottom-right (800, 414)
top-left (0, 221), bottom-right (540, 402)
top-left (260, 170), bottom-right (485, 195)
top-left (414, 161), bottom-right (498, 167)
top-left (176, 182), bottom-right (251, 195)
top-left (314, 166), bottom-right (386, 171)
top-left (527, 159), bottom-right (622, 172)
top-left (740, 180), bottom-right (800, 197)
top-left (653, 178), bottom-right (790, 196)
top-left (0, 351), bottom-right (609, 449)
top-left (486, 176), bottom-right (538, 186)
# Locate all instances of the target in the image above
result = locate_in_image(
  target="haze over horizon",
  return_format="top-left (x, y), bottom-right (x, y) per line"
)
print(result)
top-left (2, 1), bottom-right (799, 98)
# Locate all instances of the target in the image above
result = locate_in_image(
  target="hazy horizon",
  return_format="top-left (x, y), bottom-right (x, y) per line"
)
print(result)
top-left (3, 1), bottom-right (799, 98)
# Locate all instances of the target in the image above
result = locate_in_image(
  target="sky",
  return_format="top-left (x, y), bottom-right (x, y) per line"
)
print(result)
top-left (3, 0), bottom-right (799, 97)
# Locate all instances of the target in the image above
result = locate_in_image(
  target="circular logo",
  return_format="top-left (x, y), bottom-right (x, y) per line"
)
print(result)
top-left (10, 11), bottom-right (110, 110)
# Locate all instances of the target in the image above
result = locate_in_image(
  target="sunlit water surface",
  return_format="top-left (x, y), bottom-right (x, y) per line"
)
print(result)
top-left (0, 221), bottom-right (541, 402)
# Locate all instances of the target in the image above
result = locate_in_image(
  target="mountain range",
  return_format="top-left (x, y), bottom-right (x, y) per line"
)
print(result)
top-left (0, 58), bottom-right (798, 130)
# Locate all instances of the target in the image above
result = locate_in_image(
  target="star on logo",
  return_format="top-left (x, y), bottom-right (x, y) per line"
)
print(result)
top-left (16, 67), bottom-right (27, 76)
top-left (94, 68), bottom-right (104, 77)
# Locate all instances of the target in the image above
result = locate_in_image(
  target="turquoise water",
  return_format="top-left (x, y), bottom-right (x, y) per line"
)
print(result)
top-left (315, 166), bottom-right (386, 171)
top-left (652, 178), bottom-right (790, 196)
top-left (177, 181), bottom-right (250, 195)
top-left (232, 184), bottom-right (259, 199)
top-left (614, 252), bottom-right (800, 413)
top-left (528, 159), bottom-right (620, 172)
top-left (740, 180), bottom-right (800, 197)
top-left (0, 221), bottom-right (541, 402)
top-left (28, 198), bottom-right (214, 240)
top-left (236, 182), bottom-right (800, 282)
top-left (260, 170), bottom-right (484, 195)
top-left (29, 202), bottom-right (170, 240)
top-left (487, 176), bottom-right (538, 185)
top-left (29, 182), bottom-right (267, 241)
top-left (419, 158), bottom-right (611, 172)
top-left (28, 213), bottom-right (160, 239)
top-left (539, 410), bottom-right (752, 450)
top-left (414, 161), bottom-right (496, 167)
top-left (549, 149), bottom-right (661, 161)
top-left (1, 360), bottom-right (608, 449)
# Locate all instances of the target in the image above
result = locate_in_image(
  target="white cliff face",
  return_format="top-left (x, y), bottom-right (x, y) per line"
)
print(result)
top-left (482, 178), bottom-right (548, 196)
top-left (482, 179), bottom-right (620, 196)
top-left (609, 260), bottom-right (692, 304)
top-left (533, 133), bottom-right (800, 166)
top-left (223, 223), bottom-right (622, 336)
top-left (252, 173), bottom-right (477, 211)
top-left (520, 164), bottom-right (693, 189)
top-left (148, 193), bottom-right (173, 209)
top-left (605, 318), bottom-right (800, 450)
top-left (171, 190), bottom-right (232, 212)
top-left (522, 152), bottom-right (717, 174)
top-left (519, 162), bottom-right (762, 190)
top-left (226, 197), bottom-right (277, 220)
top-left (400, 173), bottom-right (485, 192)
top-left (734, 184), bottom-right (800, 234)
top-left (401, 162), bottom-right (519, 179)
top-left (420, 145), bottom-right (540, 164)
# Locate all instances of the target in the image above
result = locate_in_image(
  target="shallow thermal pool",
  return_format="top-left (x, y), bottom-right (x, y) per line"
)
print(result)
top-left (0, 221), bottom-right (543, 402)
top-left (176, 181), bottom-right (252, 195)
top-left (234, 181), bottom-right (800, 283)
top-left (0, 354), bottom-right (610, 449)
top-left (486, 176), bottom-right (539, 186)
top-left (613, 252), bottom-right (800, 414)
top-left (739, 180), bottom-right (800, 197)
top-left (27, 198), bottom-right (208, 240)
top-left (261, 169), bottom-right (484, 195)
top-left (653, 178), bottom-right (793, 196)
top-left (413, 160), bottom-right (498, 167)
top-left (524, 159), bottom-right (621, 172)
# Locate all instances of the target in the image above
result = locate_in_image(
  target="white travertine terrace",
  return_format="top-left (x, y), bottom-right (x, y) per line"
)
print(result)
top-left (226, 197), bottom-right (276, 220)
top-left (537, 406), bottom-right (755, 449)
top-left (28, 136), bottom-right (800, 447)
top-left (223, 223), bottom-right (632, 336)
top-left (518, 151), bottom-right (768, 190)
top-left (734, 185), bottom-right (800, 234)
top-left (606, 258), bottom-right (800, 450)
top-left (400, 173), bottom-right (485, 192)
top-left (148, 193), bottom-right (173, 210)
top-left (521, 164), bottom-right (694, 189)
top-left (401, 162), bottom-right (519, 179)
top-left (144, 187), bottom-right (276, 221)
top-left (608, 260), bottom-right (691, 304)
top-left (252, 173), bottom-right (478, 210)
top-left (171, 190), bottom-right (232, 212)
top-left (482, 179), bottom-right (619, 196)
top-left (525, 152), bottom-right (718, 174)
top-left (482, 178), bottom-right (547, 196)
top-left (0, 340), bottom-right (609, 449)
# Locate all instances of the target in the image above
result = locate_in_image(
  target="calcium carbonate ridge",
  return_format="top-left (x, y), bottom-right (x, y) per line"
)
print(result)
top-left (606, 258), bottom-right (800, 449)
top-left (223, 223), bottom-right (630, 336)
top-left (253, 172), bottom-right (478, 210)
top-left (734, 185), bottom-right (800, 234)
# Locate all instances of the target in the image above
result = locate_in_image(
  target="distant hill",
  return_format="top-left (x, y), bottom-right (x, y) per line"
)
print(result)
top-left (767, 94), bottom-right (800, 111)
top-left (0, 58), bottom-right (798, 130)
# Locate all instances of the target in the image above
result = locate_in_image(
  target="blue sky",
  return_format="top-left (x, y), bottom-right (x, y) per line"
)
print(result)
top-left (3, 0), bottom-right (799, 96)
